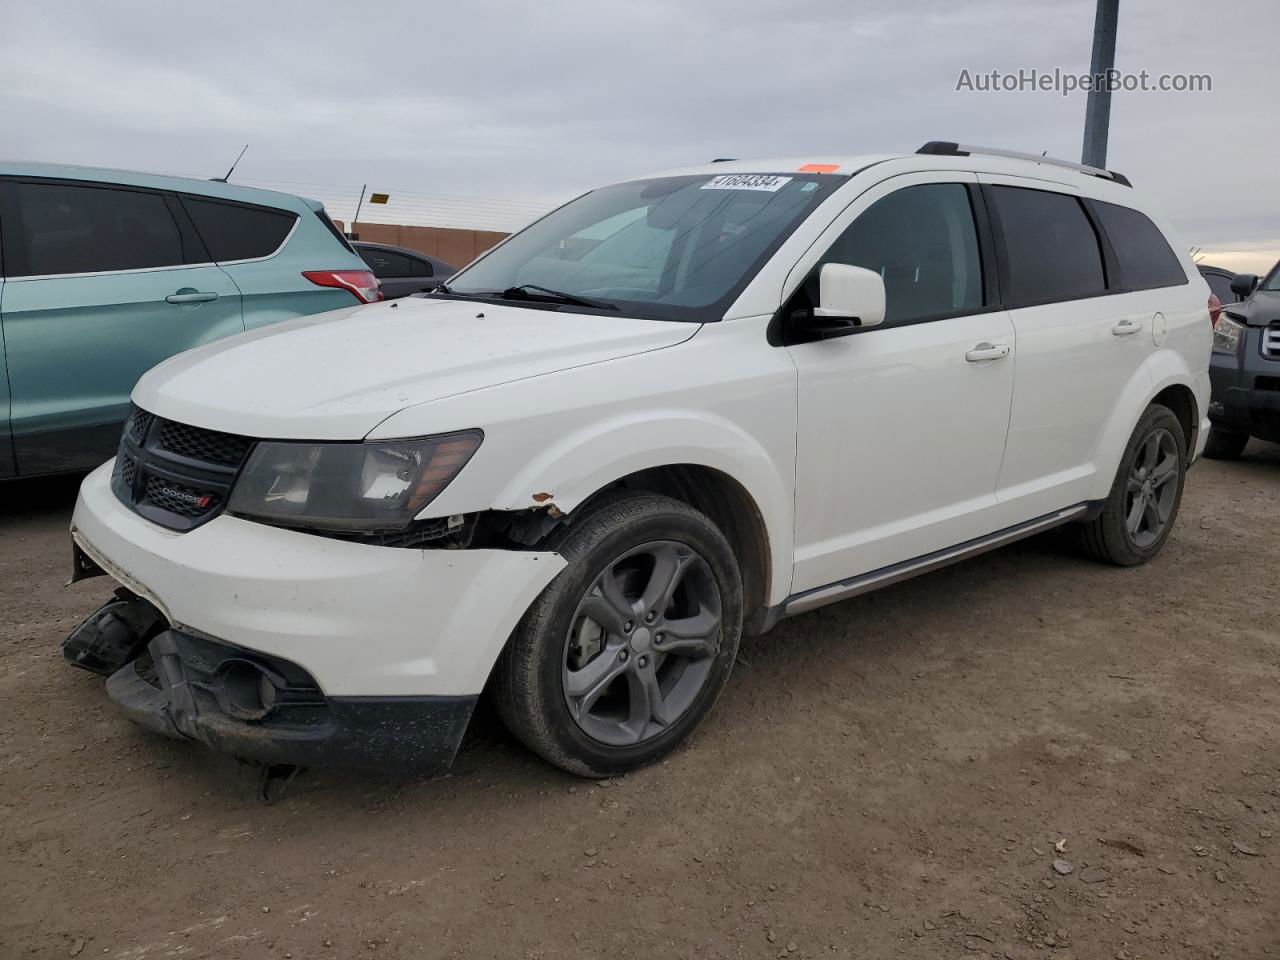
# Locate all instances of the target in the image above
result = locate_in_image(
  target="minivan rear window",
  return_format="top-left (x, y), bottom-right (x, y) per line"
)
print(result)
top-left (989, 186), bottom-right (1107, 308)
top-left (6, 181), bottom-right (186, 277)
top-left (1092, 201), bottom-right (1186, 291)
top-left (181, 196), bottom-right (297, 262)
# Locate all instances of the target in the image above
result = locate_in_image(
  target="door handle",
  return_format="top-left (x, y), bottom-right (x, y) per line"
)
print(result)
top-left (1112, 318), bottom-right (1143, 337)
top-left (166, 291), bottom-right (219, 304)
top-left (965, 343), bottom-right (1011, 363)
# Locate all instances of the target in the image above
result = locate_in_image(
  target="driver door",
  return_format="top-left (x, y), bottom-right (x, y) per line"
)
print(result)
top-left (785, 172), bottom-right (1017, 593)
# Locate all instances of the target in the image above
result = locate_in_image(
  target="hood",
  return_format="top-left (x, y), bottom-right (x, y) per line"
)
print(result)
top-left (1226, 289), bottom-right (1280, 327)
top-left (133, 297), bottom-right (699, 439)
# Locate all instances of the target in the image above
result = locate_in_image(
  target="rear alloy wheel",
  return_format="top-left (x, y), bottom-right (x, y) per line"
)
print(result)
top-left (495, 493), bottom-right (742, 777)
top-left (1123, 426), bottom-right (1181, 549)
top-left (1077, 404), bottom-right (1187, 566)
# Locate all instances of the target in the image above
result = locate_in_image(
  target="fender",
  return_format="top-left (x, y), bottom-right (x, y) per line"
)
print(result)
top-left (1086, 347), bottom-right (1206, 502)
top-left (371, 315), bottom-right (800, 605)
top-left (486, 409), bottom-right (794, 605)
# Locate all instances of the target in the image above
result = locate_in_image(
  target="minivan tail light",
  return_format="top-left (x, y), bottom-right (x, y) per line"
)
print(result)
top-left (302, 270), bottom-right (383, 304)
top-left (1208, 293), bottom-right (1223, 327)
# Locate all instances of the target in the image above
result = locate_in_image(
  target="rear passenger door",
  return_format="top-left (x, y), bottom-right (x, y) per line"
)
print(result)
top-left (979, 178), bottom-right (1153, 520)
top-left (0, 179), bottom-right (244, 475)
top-left (180, 196), bottom-right (348, 329)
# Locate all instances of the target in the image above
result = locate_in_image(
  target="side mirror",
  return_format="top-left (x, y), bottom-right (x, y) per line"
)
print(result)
top-left (1230, 273), bottom-right (1259, 299)
top-left (804, 263), bottom-right (886, 339)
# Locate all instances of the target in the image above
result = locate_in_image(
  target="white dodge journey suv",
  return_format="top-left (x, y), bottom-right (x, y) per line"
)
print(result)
top-left (64, 143), bottom-right (1212, 777)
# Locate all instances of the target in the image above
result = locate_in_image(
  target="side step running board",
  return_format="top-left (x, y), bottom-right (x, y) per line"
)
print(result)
top-left (781, 504), bottom-right (1088, 618)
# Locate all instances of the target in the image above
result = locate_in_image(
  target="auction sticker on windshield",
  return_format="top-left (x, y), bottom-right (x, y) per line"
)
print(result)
top-left (701, 174), bottom-right (793, 192)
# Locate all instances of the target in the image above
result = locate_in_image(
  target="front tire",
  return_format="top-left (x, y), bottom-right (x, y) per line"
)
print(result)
top-left (1077, 404), bottom-right (1187, 566)
top-left (494, 493), bottom-right (743, 777)
top-left (1203, 425), bottom-right (1249, 460)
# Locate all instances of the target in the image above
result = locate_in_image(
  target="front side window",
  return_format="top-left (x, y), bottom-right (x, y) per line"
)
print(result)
top-left (990, 185), bottom-right (1107, 307)
top-left (809, 183), bottom-right (984, 326)
top-left (1092, 201), bottom-right (1185, 291)
top-left (442, 173), bottom-right (842, 322)
top-left (7, 181), bottom-right (185, 277)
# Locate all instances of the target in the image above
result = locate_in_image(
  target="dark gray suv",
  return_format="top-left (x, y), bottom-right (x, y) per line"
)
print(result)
top-left (1206, 262), bottom-right (1280, 458)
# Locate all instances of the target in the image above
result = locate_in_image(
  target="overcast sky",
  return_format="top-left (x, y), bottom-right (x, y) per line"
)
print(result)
top-left (3, 0), bottom-right (1276, 271)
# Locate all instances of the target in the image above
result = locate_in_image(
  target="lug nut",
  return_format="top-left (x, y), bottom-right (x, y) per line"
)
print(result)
top-left (654, 633), bottom-right (664, 645)
top-left (624, 621), bottom-right (633, 633)
top-left (618, 649), bottom-right (629, 662)
top-left (638, 655), bottom-right (648, 667)
top-left (644, 612), bottom-right (656, 623)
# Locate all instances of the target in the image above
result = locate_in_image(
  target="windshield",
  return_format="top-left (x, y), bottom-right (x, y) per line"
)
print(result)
top-left (442, 173), bottom-right (842, 322)
top-left (1263, 260), bottom-right (1280, 292)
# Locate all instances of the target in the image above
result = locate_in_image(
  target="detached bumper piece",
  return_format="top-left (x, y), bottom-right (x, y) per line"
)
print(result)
top-left (63, 588), bottom-right (166, 675)
top-left (101, 629), bottom-right (475, 772)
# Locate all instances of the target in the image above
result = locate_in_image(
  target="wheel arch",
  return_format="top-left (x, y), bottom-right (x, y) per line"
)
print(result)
top-left (1086, 352), bottom-right (1205, 502)
top-left (479, 414), bottom-right (795, 612)
top-left (596, 464), bottom-right (775, 636)
top-left (1149, 382), bottom-right (1199, 454)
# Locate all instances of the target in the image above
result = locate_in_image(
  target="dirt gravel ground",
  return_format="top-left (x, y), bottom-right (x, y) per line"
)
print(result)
top-left (2, 448), bottom-right (1278, 960)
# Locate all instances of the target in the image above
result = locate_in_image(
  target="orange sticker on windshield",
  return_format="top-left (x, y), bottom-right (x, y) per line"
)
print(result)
top-left (798, 163), bottom-right (840, 173)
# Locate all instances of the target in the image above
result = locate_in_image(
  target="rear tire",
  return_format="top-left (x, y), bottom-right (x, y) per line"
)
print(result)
top-left (1077, 404), bottom-right (1187, 567)
top-left (494, 493), bottom-right (743, 777)
top-left (1203, 425), bottom-right (1249, 460)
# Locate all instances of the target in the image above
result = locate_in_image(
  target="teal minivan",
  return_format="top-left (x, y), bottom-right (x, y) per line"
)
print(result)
top-left (0, 163), bottom-right (380, 477)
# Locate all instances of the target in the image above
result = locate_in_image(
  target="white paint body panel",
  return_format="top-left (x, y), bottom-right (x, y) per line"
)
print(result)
top-left (72, 462), bottom-right (565, 696)
top-left (784, 171), bottom-right (1017, 591)
top-left (71, 150), bottom-right (1211, 699)
top-left (131, 297), bottom-right (697, 439)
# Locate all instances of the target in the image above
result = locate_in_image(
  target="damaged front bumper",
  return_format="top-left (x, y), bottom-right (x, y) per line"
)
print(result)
top-left (99, 626), bottom-right (475, 772)
top-left (66, 460), bottom-right (566, 770)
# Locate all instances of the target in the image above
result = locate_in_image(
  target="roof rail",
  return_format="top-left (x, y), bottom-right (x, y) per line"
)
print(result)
top-left (916, 141), bottom-right (1131, 187)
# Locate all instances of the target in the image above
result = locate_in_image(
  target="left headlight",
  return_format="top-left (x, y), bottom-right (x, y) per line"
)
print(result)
top-left (227, 430), bottom-right (483, 532)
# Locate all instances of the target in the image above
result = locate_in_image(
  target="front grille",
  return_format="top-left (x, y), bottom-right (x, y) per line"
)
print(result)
top-left (143, 475), bottom-right (221, 518)
top-left (118, 454), bottom-right (137, 489)
top-left (125, 408), bottom-right (154, 444)
top-left (157, 420), bottom-right (253, 466)
top-left (1264, 325), bottom-right (1280, 359)
top-left (112, 406), bottom-right (254, 532)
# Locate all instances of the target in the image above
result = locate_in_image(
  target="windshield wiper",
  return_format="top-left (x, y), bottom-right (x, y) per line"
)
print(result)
top-left (501, 284), bottom-right (617, 311)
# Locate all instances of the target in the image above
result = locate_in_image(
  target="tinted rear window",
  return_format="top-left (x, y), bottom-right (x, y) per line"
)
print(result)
top-left (181, 196), bottom-right (297, 261)
top-left (990, 186), bottom-right (1107, 307)
top-left (1202, 272), bottom-right (1234, 303)
top-left (315, 209), bottom-right (357, 255)
top-left (359, 247), bottom-right (431, 278)
top-left (8, 181), bottom-right (186, 277)
top-left (1093, 201), bottom-right (1186, 290)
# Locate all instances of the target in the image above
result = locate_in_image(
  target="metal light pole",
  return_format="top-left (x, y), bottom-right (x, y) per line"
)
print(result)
top-left (1081, 0), bottom-right (1119, 169)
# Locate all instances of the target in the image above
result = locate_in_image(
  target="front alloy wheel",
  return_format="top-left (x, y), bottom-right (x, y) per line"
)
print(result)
top-left (563, 541), bottom-right (722, 746)
top-left (495, 493), bottom-right (743, 777)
